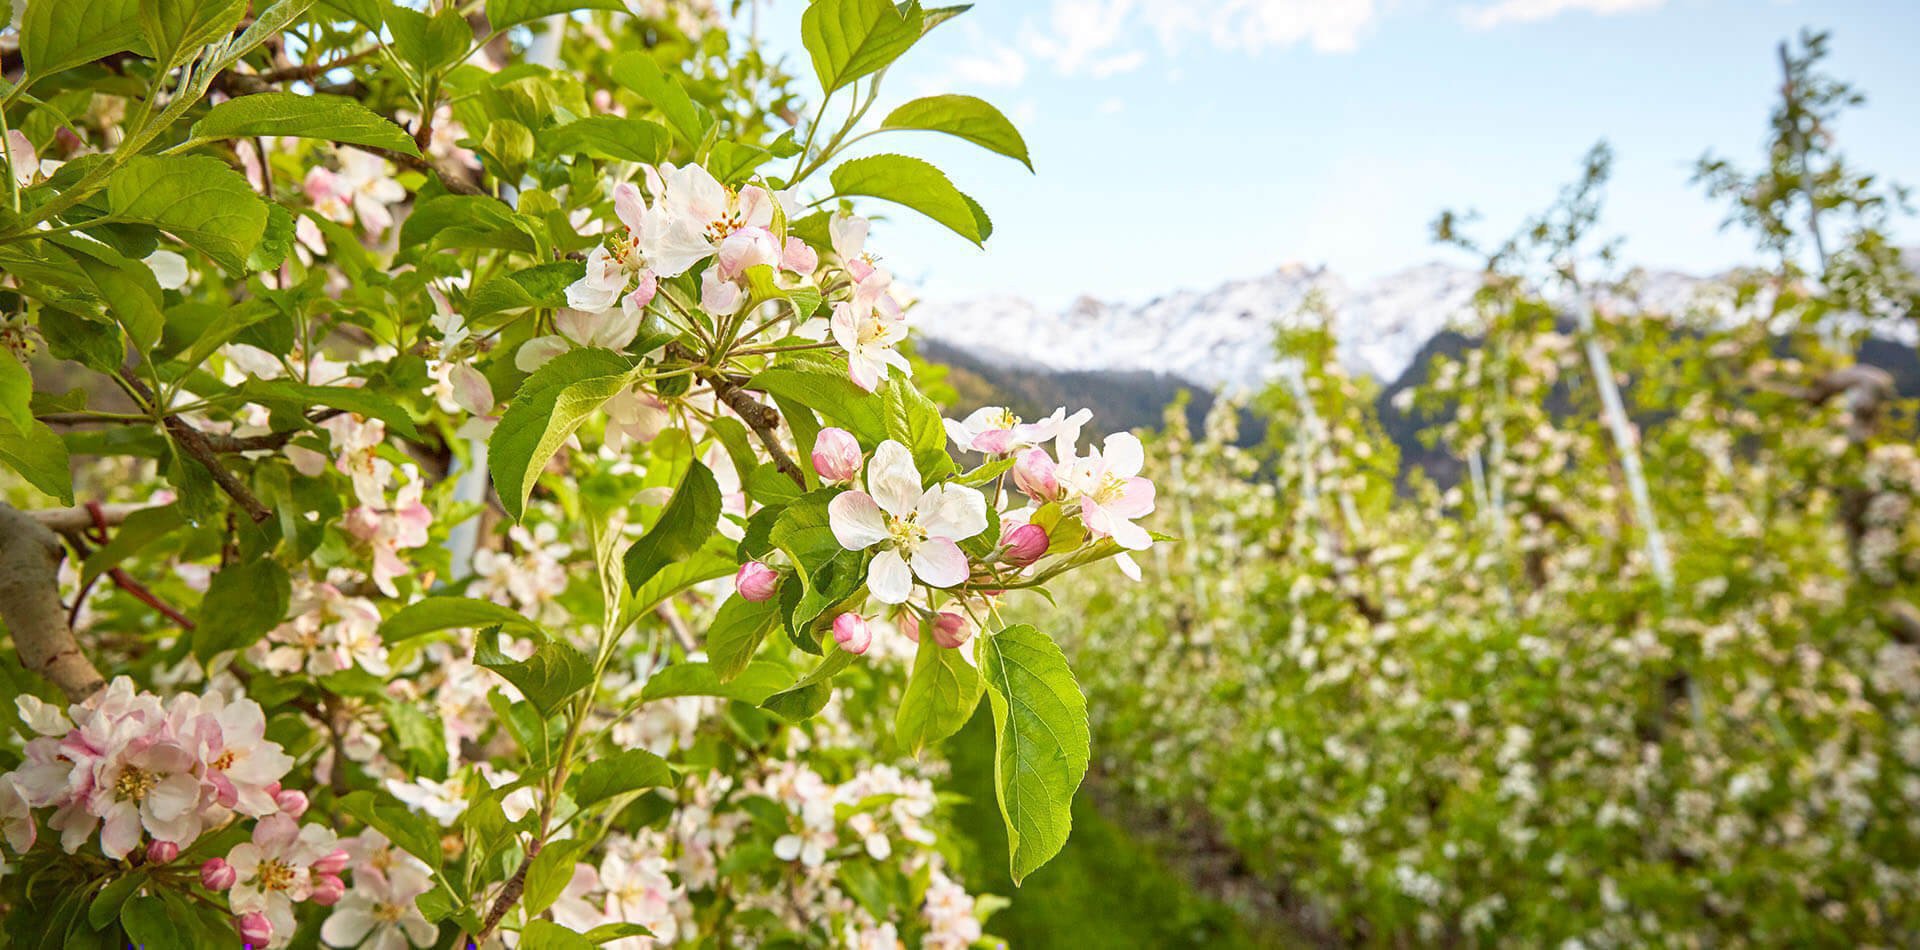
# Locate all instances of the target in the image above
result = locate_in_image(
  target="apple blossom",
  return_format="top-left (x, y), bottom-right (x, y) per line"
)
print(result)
top-left (274, 789), bottom-right (310, 818)
top-left (319, 864), bottom-right (437, 950)
top-left (0, 778), bottom-right (33, 853)
top-left (147, 839), bottom-right (179, 863)
top-left (1059, 431), bottom-right (1157, 553)
top-left (227, 812), bottom-right (341, 940)
top-left (946, 406), bottom-right (1091, 456)
top-left (89, 734), bottom-right (204, 859)
top-left (516, 302), bottom-right (646, 372)
top-left (828, 440), bottom-right (988, 604)
top-left (735, 560), bottom-right (780, 601)
top-left (304, 147), bottom-right (406, 235)
top-left (192, 693), bottom-right (296, 816)
top-left (811, 426), bottom-right (864, 482)
top-left (345, 478), bottom-right (433, 598)
top-left (830, 296), bottom-right (911, 393)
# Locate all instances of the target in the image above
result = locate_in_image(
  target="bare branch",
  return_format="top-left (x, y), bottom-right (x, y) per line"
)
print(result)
top-left (0, 504), bottom-right (105, 702)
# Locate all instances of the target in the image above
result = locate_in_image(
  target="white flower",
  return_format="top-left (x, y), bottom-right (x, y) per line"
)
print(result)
top-left (827, 441), bottom-right (986, 604)
top-left (320, 864), bottom-right (438, 950)
top-left (829, 298), bottom-right (910, 393)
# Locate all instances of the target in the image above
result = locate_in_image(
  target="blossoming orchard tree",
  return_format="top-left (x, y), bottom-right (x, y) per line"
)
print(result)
top-left (0, 1), bottom-right (1157, 946)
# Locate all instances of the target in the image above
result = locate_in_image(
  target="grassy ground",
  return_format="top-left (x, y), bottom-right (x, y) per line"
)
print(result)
top-left (941, 709), bottom-right (1276, 949)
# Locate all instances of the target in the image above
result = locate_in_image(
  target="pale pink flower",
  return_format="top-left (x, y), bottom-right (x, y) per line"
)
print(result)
top-left (782, 236), bottom-right (818, 275)
top-left (306, 148), bottom-right (405, 235)
top-left (320, 414), bottom-right (391, 508)
top-left (321, 864), bottom-right (438, 950)
top-left (641, 162), bottom-right (778, 277)
top-left (605, 386), bottom-right (670, 453)
top-left (191, 694), bottom-right (294, 817)
top-left (827, 441), bottom-right (987, 604)
top-left (1059, 432), bottom-right (1156, 553)
top-left (829, 298), bottom-right (910, 393)
top-left (87, 733), bottom-right (203, 860)
top-left (946, 406), bottom-right (1090, 456)
top-left (0, 777), bottom-right (34, 853)
top-left (516, 302), bottom-right (645, 372)
top-left (6, 129), bottom-right (36, 187)
top-left (228, 813), bottom-right (340, 940)
top-left (345, 478), bottom-right (433, 598)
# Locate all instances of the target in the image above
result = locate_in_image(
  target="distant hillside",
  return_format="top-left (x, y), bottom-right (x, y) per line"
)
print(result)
top-left (928, 330), bottom-right (1919, 490)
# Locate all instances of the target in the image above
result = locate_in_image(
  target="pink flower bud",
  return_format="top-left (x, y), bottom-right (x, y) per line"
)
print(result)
top-left (146, 840), bottom-right (179, 864)
top-left (930, 611), bottom-right (971, 649)
top-left (898, 610), bottom-right (920, 643)
top-left (1001, 523), bottom-right (1050, 567)
top-left (201, 857), bottom-right (238, 890)
top-left (313, 847), bottom-right (351, 876)
top-left (832, 613), bottom-right (872, 655)
top-left (811, 427), bottom-right (862, 482)
top-left (238, 911), bottom-right (273, 946)
top-left (1013, 449), bottom-right (1059, 502)
top-left (782, 236), bottom-right (819, 275)
top-left (735, 561), bottom-right (780, 602)
top-left (274, 788), bottom-right (309, 818)
top-left (310, 873), bottom-right (346, 906)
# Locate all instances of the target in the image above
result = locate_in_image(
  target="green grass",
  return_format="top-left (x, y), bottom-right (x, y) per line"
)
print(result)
top-left (941, 709), bottom-right (1274, 949)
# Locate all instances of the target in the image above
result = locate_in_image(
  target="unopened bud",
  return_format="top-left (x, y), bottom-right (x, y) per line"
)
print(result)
top-left (146, 840), bottom-right (179, 864)
top-left (832, 613), bottom-right (872, 655)
top-left (274, 788), bottom-right (309, 818)
top-left (310, 873), bottom-right (346, 906)
top-left (735, 561), bottom-right (780, 602)
top-left (930, 611), bottom-right (971, 650)
top-left (313, 847), bottom-right (351, 876)
top-left (201, 857), bottom-right (238, 890)
top-left (811, 427), bottom-right (862, 483)
top-left (1001, 523), bottom-right (1050, 567)
top-left (1013, 449), bottom-right (1059, 502)
top-left (238, 911), bottom-right (273, 946)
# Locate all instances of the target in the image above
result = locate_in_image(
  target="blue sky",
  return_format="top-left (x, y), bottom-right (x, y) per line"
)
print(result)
top-left (756, 1), bottom-right (1920, 308)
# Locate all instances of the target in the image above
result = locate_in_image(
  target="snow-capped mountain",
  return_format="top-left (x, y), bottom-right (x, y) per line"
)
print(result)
top-left (908, 260), bottom-right (1792, 391)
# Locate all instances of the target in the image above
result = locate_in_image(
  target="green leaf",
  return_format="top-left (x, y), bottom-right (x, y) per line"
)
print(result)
top-left (107, 155), bottom-right (268, 275)
top-left (882, 374), bottom-right (953, 480)
top-left (380, 596), bottom-right (542, 642)
top-left (387, 4), bottom-right (469, 75)
top-left (45, 235), bottom-right (164, 352)
top-left (628, 547), bottom-right (735, 616)
top-left (240, 380), bottom-right (423, 441)
top-left (760, 643), bottom-right (856, 722)
top-left (192, 92), bottom-right (421, 155)
top-left (707, 593), bottom-right (784, 681)
top-left (87, 868), bottom-right (149, 929)
top-left (707, 141), bottom-right (773, 185)
top-left (81, 505), bottom-right (183, 583)
top-left (768, 488), bottom-right (845, 575)
top-left (485, 0), bottom-right (624, 30)
top-left (881, 94), bottom-right (1031, 170)
top-left (476, 630), bottom-right (595, 718)
top-left (801, 0), bottom-right (925, 95)
top-left (0, 416), bottom-right (74, 506)
top-left (522, 920), bottom-right (599, 950)
top-left (622, 460), bottom-right (721, 590)
top-left (0, 354), bottom-right (31, 433)
top-left (341, 790), bottom-right (444, 869)
top-left (488, 347), bottom-right (634, 522)
top-left (138, 0), bottom-right (246, 72)
top-left (20, 0), bottom-right (146, 78)
top-left (466, 262), bottom-right (584, 318)
top-left (896, 633), bottom-right (984, 756)
top-left (523, 838), bottom-right (593, 916)
top-left (542, 115), bottom-right (672, 165)
top-left (194, 559), bottom-right (291, 659)
top-left (640, 660), bottom-right (789, 703)
top-left (119, 895), bottom-right (192, 950)
top-left (750, 363), bottom-right (886, 445)
top-left (581, 922), bottom-right (656, 944)
top-left (980, 624), bottom-right (1089, 884)
top-left (570, 748), bottom-right (676, 808)
top-left (830, 153), bottom-right (987, 245)
top-left (402, 193), bottom-right (538, 253)
top-left (609, 52), bottom-right (714, 149)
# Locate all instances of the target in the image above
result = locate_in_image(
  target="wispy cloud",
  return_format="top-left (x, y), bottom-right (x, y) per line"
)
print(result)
top-left (1458, 0), bottom-right (1666, 30)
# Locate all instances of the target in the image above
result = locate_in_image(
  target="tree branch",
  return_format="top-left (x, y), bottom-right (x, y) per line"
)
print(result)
top-left (122, 377), bottom-right (273, 523)
top-left (0, 503), bottom-right (105, 702)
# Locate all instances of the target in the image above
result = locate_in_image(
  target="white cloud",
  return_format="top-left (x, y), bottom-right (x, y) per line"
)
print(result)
top-left (1137, 0), bottom-right (1381, 55)
top-left (1097, 97), bottom-right (1126, 114)
top-left (1459, 0), bottom-right (1665, 30)
top-left (946, 43), bottom-right (1029, 87)
top-left (1088, 50), bottom-right (1148, 78)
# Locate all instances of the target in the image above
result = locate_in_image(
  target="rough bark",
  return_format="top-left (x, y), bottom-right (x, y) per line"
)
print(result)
top-left (0, 503), bottom-right (104, 702)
